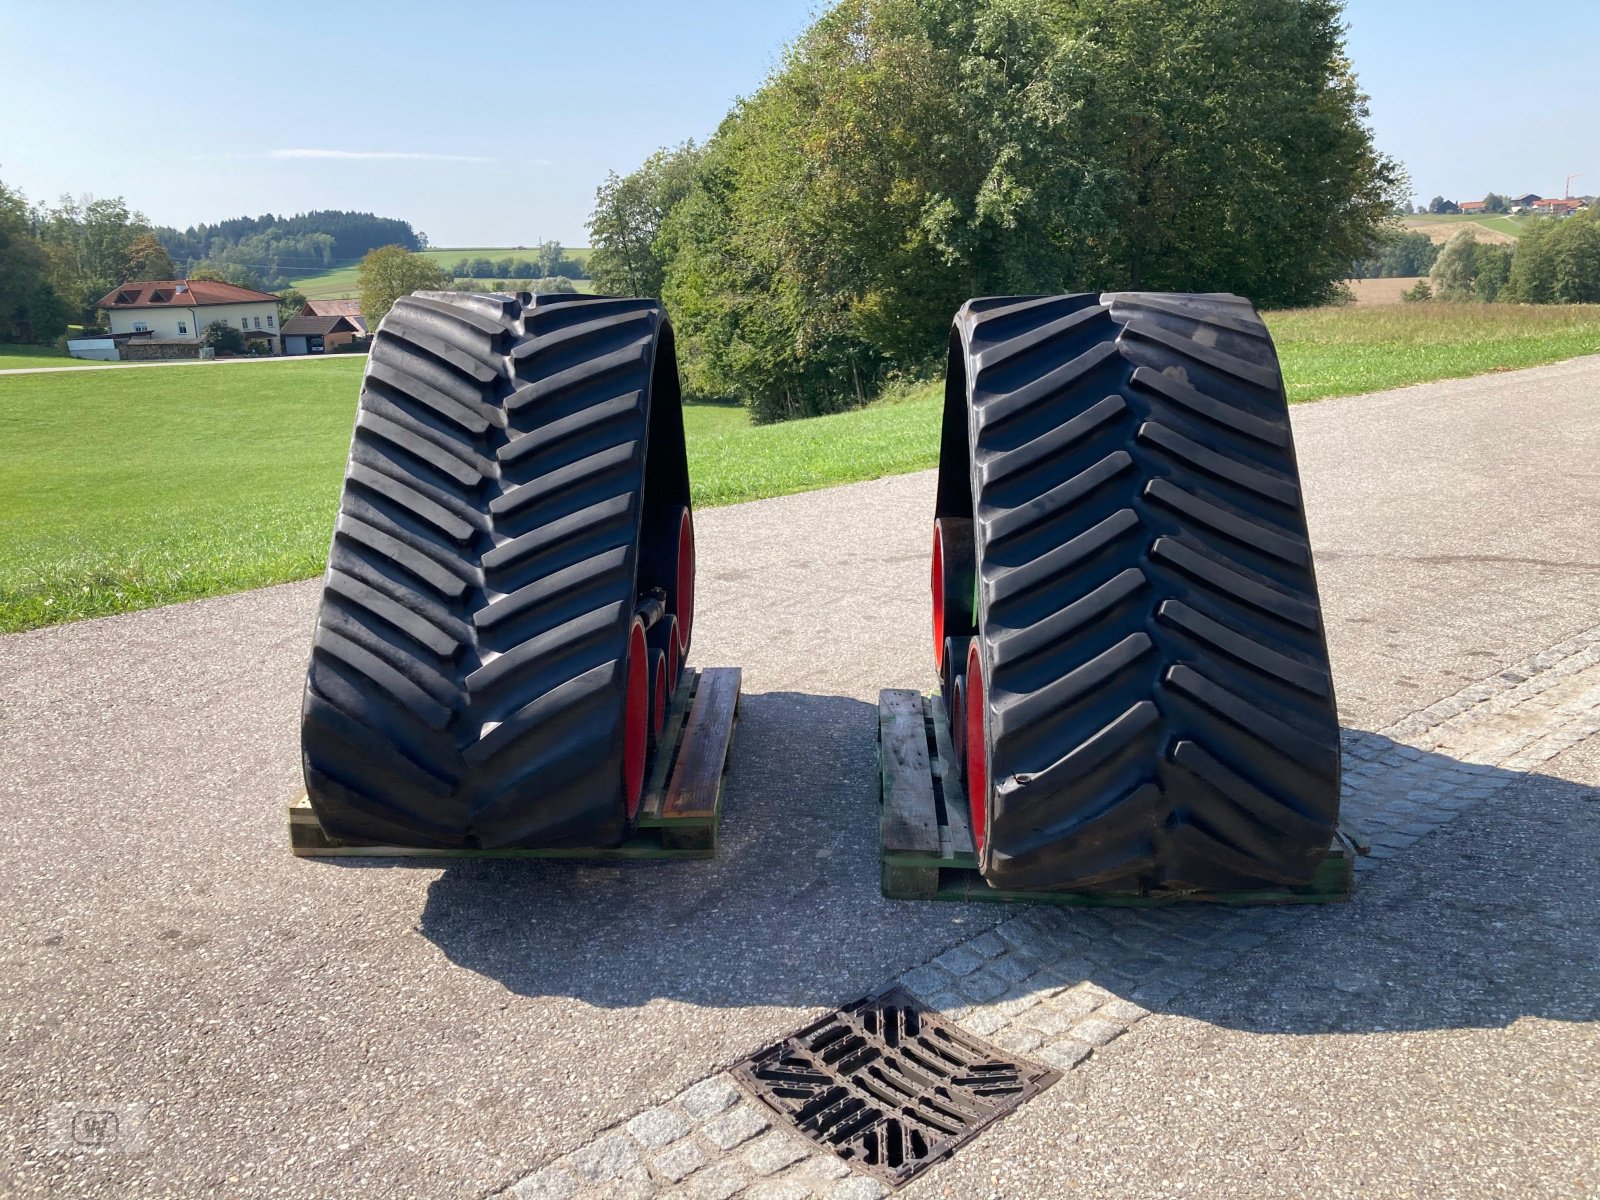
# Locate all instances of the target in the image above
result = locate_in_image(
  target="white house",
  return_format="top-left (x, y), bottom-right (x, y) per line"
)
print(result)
top-left (94, 279), bottom-right (283, 357)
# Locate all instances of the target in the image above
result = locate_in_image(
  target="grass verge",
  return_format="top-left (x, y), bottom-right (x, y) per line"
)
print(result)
top-left (3, 303), bottom-right (1598, 633)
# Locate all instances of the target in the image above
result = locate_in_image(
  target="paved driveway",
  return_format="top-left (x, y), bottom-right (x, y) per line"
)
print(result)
top-left (2, 356), bottom-right (1597, 1198)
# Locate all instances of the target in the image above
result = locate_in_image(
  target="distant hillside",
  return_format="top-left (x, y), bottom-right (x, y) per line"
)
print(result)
top-left (154, 210), bottom-right (424, 290)
top-left (294, 247), bottom-right (594, 300)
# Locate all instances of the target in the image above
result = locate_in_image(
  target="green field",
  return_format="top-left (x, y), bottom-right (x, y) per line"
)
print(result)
top-left (0, 343), bottom-right (76, 371)
top-left (4, 302), bottom-right (1599, 633)
top-left (1401, 213), bottom-right (1529, 241)
top-left (292, 246), bottom-right (595, 299)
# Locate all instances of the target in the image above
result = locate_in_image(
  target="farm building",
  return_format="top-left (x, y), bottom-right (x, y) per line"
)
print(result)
top-left (91, 279), bottom-right (282, 359)
top-left (280, 313), bottom-right (363, 356)
top-left (298, 298), bottom-right (368, 335)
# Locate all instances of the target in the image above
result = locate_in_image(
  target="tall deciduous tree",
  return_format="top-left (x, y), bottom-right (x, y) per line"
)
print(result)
top-left (0, 178), bottom-right (51, 341)
top-left (36, 195), bottom-right (157, 321)
top-left (357, 245), bottom-right (450, 325)
top-left (643, 0), bottom-right (1403, 419)
top-left (1430, 229), bottom-right (1482, 299)
top-left (588, 142), bottom-right (704, 297)
top-left (124, 232), bottom-right (175, 280)
top-left (275, 287), bottom-right (308, 327)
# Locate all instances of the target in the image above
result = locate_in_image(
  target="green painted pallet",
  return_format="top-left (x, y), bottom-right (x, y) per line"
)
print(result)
top-left (878, 689), bottom-right (1354, 906)
top-left (289, 667), bottom-right (741, 861)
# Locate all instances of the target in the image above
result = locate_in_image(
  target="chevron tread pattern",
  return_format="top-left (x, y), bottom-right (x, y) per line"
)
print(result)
top-left (946, 292), bottom-right (1340, 892)
top-left (301, 291), bottom-right (690, 849)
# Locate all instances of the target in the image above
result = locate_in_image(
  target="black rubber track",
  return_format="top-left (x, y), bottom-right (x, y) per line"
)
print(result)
top-left (300, 290), bottom-right (692, 849)
top-left (938, 292), bottom-right (1340, 892)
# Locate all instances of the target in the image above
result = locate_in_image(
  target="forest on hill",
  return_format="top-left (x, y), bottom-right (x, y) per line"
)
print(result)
top-left (154, 210), bottom-right (424, 291)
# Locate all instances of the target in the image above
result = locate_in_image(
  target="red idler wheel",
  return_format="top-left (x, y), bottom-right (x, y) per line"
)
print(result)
top-left (649, 614), bottom-right (681, 697)
top-left (964, 641), bottom-right (989, 856)
top-left (674, 508), bottom-right (695, 661)
top-left (623, 616), bottom-right (650, 820)
top-left (649, 649), bottom-right (668, 745)
top-left (932, 518), bottom-right (976, 677)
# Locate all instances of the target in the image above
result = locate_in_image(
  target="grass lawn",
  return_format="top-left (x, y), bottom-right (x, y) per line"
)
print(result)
top-left (1267, 304), bottom-right (1600, 401)
top-left (0, 343), bottom-right (74, 371)
top-left (3, 302), bottom-right (1598, 633)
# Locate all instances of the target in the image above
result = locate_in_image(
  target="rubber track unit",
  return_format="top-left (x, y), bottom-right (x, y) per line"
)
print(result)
top-left (300, 290), bottom-right (693, 849)
top-left (936, 292), bottom-right (1340, 893)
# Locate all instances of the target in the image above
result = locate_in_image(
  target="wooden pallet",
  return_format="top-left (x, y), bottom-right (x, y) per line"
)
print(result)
top-left (878, 689), bottom-right (1354, 906)
top-left (289, 667), bottom-right (741, 860)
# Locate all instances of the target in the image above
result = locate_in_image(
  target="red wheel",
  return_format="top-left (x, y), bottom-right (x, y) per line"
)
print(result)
top-left (932, 518), bottom-right (975, 678)
top-left (650, 649), bottom-right (668, 744)
top-left (964, 641), bottom-right (989, 856)
top-left (623, 617), bottom-right (650, 819)
top-left (675, 508), bottom-right (695, 660)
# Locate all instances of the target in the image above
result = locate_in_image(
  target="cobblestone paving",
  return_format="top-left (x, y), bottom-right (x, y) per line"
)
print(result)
top-left (500, 624), bottom-right (1600, 1200)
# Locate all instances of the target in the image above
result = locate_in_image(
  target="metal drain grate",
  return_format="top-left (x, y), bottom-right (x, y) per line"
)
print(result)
top-left (732, 987), bottom-right (1060, 1187)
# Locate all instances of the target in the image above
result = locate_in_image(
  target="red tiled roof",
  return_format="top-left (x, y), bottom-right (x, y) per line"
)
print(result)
top-left (97, 279), bottom-right (281, 308)
top-left (1459, 201), bottom-right (1486, 211)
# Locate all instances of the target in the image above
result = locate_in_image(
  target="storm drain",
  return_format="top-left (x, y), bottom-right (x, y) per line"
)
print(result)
top-left (731, 987), bottom-right (1060, 1188)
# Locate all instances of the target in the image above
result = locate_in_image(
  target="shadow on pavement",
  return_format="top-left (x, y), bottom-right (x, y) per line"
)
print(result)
top-left (1156, 733), bottom-right (1600, 1036)
top-left (412, 704), bottom-right (1597, 1034)
top-left (412, 690), bottom-right (990, 1009)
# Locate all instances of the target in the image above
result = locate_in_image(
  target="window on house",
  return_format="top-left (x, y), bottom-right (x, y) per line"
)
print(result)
top-left (133, 321), bottom-right (148, 332)
top-left (266, 315), bottom-right (274, 328)
top-left (254, 316), bottom-right (262, 329)
top-left (240, 317), bottom-right (249, 328)
top-left (178, 321), bottom-right (188, 335)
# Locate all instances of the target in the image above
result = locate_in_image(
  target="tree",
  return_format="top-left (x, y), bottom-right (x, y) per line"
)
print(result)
top-left (1401, 279), bottom-right (1433, 302)
top-left (357, 244), bottom-right (450, 325)
top-left (0, 177), bottom-right (51, 341)
top-left (275, 287), bottom-right (308, 327)
top-left (530, 276), bottom-right (578, 293)
top-left (651, 0), bottom-right (1403, 419)
top-left (26, 281), bottom-right (72, 341)
top-left (1483, 193), bottom-right (1510, 214)
top-left (1506, 208), bottom-right (1600, 304)
top-left (124, 232), bottom-right (174, 279)
top-left (188, 261), bottom-right (267, 291)
top-left (1353, 229), bottom-right (1438, 278)
top-left (35, 194), bottom-right (157, 321)
top-left (1431, 229), bottom-right (1482, 299)
top-left (1473, 243), bottom-right (1513, 302)
top-left (588, 142), bottom-right (705, 297)
top-left (202, 319), bottom-right (245, 354)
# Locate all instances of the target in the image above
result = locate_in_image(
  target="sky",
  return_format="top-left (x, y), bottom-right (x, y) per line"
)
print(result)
top-left (1, 1), bottom-right (1596, 248)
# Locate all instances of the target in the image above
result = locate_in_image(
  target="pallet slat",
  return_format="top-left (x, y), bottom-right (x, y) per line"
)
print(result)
top-left (929, 697), bottom-right (974, 856)
top-left (290, 668), bottom-right (740, 861)
top-left (880, 689), bottom-right (942, 855)
top-left (879, 691), bottom-right (1353, 906)
top-left (662, 667), bottom-right (742, 821)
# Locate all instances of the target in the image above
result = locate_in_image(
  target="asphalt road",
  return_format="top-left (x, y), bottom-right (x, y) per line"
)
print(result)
top-left (1, 356), bottom-right (1597, 1198)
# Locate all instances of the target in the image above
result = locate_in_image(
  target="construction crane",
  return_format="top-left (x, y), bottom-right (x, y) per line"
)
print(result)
top-left (1566, 172), bottom-right (1585, 199)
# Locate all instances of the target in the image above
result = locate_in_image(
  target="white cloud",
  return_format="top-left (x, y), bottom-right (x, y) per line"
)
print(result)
top-left (270, 148), bottom-right (496, 163)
